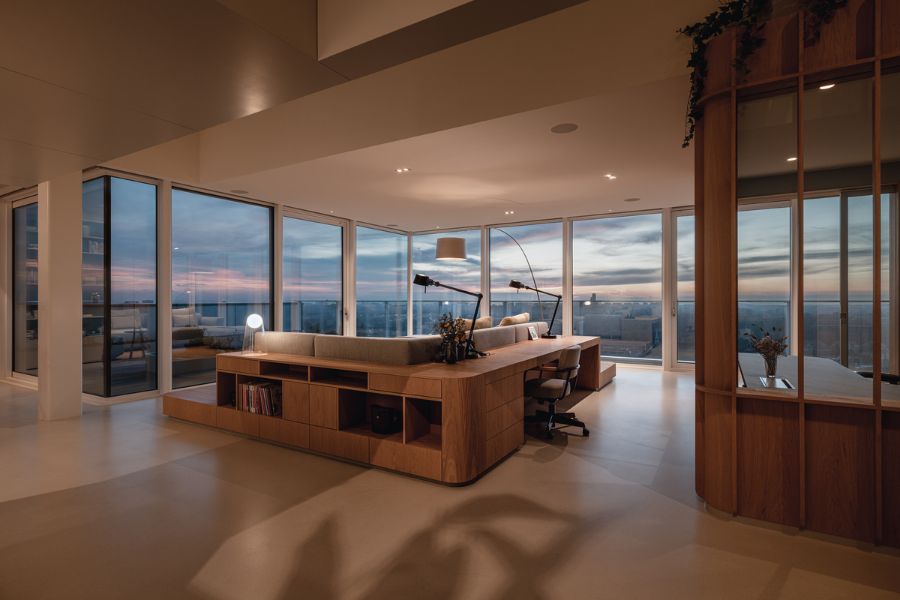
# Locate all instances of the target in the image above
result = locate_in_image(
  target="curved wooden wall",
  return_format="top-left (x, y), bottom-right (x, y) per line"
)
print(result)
top-left (695, 0), bottom-right (900, 547)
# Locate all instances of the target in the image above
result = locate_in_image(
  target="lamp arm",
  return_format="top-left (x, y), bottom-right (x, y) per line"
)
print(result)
top-left (495, 228), bottom-right (544, 321)
top-left (431, 281), bottom-right (482, 298)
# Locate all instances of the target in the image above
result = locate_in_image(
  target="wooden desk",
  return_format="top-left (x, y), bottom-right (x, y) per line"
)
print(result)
top-left (163, 336), bottom-right (613, 484)
top-left (739, 353), bottom-right (900, 405)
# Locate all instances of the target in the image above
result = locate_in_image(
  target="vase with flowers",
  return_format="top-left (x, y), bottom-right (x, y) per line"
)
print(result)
top-left (744, 325), bottom-right (789, 379)
top-left (435, 313), bottom-right (469, 364)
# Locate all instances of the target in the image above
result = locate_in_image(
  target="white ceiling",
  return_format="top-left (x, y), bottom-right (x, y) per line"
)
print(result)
top-left (0, 0), bottom-right (339, 191)
top-left (210, 75), bottom-right (693, 231)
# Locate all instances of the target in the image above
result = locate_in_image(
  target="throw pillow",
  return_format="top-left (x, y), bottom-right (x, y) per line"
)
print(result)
top-left (499, 312), bottom-right (530, 326)
top-left (461, 316), bottom-right (493, 330)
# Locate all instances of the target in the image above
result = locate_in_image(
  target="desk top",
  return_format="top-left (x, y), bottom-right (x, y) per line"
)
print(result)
top-left (739, 353), bottom-right (900, 405)
top-left (222, 336), bottom-right (599, 381)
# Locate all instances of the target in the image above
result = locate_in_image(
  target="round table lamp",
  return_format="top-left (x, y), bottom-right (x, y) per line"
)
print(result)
top-left (436, 237), bottom-right (466, 260)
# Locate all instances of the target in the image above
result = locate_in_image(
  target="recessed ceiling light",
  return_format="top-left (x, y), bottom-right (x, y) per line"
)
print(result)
top-left (787, 156), bottom-right (798, 162)
top-left (624, 197), bottom-right (640, 203)
top-left (230, 189), bottom-right (249, 195)
top-left (504, 210), bottom-right (516, 215)
top-left (550, 123), bottom-right (579, 134)
top-left (819, 83), bottom-right (836, 90)
top-left (394, 167), bottom-right (410, 174)
top-left (604, 173), bottom-right (617, 180)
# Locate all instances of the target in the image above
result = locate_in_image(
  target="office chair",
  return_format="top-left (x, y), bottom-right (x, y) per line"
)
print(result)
top-left (857, 371), bottom-right (900, 385)
top-left (524, 345), bottom-right (589, 439)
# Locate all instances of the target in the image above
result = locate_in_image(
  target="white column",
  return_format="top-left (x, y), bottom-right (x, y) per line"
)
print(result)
top-left (273, 203), bottom-right (284, 332)
top-left (661, 208), bottom-right (674, 369)
top-left (562, 218), bottom-right (573, 336)
top-left (345, 221), bottom-right (357, 336)
top-left (37, 172), bottom-right (83, 420)
top-left (157, 181), bottom-right (173, 393)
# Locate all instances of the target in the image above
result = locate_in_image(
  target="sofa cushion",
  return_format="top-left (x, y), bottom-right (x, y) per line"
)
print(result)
top-left (314, 335), bottom-right (441, 366)
top-left (461, 315), bottom-right (492, 330)
top-left (255, 331), bottom-right (317, 356)
top-left (499, 312), bottom-right (530, 326)
top-left (471, 326), bottom-right (517, 351)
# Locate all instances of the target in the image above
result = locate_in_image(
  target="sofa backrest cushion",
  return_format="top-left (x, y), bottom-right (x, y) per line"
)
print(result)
top-left (255, 331), bottom-right (317, 356)
top-left (471, 326), bottom-right (516, 351)
top-left (513, 321), bottom-right (549, 342)
top-left (314, 335), bottom-right (441, 365)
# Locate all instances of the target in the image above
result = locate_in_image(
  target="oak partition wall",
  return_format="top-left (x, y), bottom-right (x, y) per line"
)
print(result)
top-left (694, 0), bottom-right (900, 548)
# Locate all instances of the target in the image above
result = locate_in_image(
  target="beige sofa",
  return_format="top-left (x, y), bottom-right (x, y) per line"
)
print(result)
top-left (254, 321), bottom-right (549, 366)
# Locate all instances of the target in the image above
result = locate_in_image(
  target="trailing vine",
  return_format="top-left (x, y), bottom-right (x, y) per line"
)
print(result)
top-left (679, 0), bottom-right (848, 148)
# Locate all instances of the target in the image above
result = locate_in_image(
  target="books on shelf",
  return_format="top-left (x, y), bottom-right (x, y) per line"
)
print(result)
top-left (237, 381), bottom-right (282, 416)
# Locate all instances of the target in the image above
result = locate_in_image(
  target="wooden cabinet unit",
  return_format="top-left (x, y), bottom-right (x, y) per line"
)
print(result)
top-left (162, 336), bottom-right (604, 484)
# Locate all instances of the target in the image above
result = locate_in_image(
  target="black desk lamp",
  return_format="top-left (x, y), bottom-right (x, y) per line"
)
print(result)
top-left (509, 279), bottom-right (561, 338)
top-left (414, 274), bottom-right (485, 358)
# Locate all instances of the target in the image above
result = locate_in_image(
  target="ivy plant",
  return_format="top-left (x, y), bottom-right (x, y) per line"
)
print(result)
top-left (679, 0), bottom-right (848, 147)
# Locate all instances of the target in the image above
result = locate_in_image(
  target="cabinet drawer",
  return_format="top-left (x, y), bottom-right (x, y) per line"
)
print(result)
top-left (309, 385), bottom-right (338, 429)
top-left (485, 399), bottom-right (524, 440)
top-left (283, 381), bottom-right (310, 423)
top-left (216, 407), bottom-right (260, 436)
top-left (309, 426), bottom-right (368, 463)
top-left (370, 438), bottom-right (441, 480)
top-left (217, 355), bottom-right (260, 375)
top-left (260, 416), bottom-right (309, 448)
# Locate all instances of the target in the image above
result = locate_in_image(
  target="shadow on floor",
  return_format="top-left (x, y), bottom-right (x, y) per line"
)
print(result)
top-left (277, 493), bottom-right (623, 600)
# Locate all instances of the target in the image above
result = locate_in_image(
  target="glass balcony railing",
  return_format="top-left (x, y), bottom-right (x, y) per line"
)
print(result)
top-left (573, 300), bottom-right (664, 363)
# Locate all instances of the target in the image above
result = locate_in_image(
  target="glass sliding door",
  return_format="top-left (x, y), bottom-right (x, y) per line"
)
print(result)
top-left (572, 214), bottom-right (663, 363)
top-left (82, 176), bottom-right (158, 396)
top-left (355, 226), bottom-right (408, 337)
top-left (490, 222), bottom-right (562, 334)
top-left (172, 189), bottom-right (272, 388)
top-left (12, 201), bottom-right (39, 376)
top-left (283, 216), bottom-right (343, 334)
top-left (412, 230), bottom-right (481, 334)
top-left (675, 212), bottom-right (696, 363)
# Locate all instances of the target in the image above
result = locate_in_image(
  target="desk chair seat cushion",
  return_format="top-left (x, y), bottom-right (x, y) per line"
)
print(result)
top-left (525, 377), bottom-right (569, 400)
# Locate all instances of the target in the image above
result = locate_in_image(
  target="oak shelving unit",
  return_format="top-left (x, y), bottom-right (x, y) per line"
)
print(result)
top-left (163, 336), bottom-right (604, 484)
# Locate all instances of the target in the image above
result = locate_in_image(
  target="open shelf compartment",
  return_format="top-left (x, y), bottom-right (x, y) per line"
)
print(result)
top-left (339, 389), bottom-right (403, 442)
top-left (259, 361), bottom-right (309, 381)
top-left (310, 366), bottom-right (369, 390)
top-left (404, 397), bottom-right (442, 451)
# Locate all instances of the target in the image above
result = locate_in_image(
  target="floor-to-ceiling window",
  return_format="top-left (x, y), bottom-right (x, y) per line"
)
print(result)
top-left (172, 189), bottom-right (272, 388)
top-left (490, 222), bottom-right (563, 334)
top-left (12, 201), bottom-right (38, 376)
top-left (675, 212), bottom-right (696, 363)
top-left (573, 214), bottom-right (663, 363)
top-left (82, 176), bottom-right (158, 396)
top-left (283, 216), bottom-right (343, 334)
top-left (412, 229), bottom-right (482, 334)
top-left (355, 226), bottom-right (408, 337)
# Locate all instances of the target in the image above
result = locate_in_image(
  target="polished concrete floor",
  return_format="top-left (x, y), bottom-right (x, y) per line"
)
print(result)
top-left (1, 368), bottom-right (898, 599)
